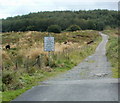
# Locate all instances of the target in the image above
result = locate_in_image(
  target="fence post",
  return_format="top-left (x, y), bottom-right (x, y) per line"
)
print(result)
top-left (40, 54), bottom-right (42, 69)
top-left (15, 61), bottom-right (18, 70)
top-left (26, 56), bottom-right (29, 70)
top-left (37, 55), bottom-right (42, 68)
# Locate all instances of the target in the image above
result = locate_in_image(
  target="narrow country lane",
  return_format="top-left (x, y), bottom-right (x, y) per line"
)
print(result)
top-left (12, 32), bottom-right (119, 102)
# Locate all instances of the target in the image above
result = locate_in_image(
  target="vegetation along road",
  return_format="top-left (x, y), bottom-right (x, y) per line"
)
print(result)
top-left (12, 32), bottom-right (118, 102)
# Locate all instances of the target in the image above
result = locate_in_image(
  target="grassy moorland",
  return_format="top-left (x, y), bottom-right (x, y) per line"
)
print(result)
top-left (2, 30), bottom-right (101, 101)
top-left (103, 29), bottom-right (119, 78)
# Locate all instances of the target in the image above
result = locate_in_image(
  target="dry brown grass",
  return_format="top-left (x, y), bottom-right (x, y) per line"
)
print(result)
top-left (18, 41), bottom-right (79, 59)
top-left (2, 30), bottom-right (99, 69)
top-left (55, 42), bottom-right (79, 52)
top-left (2, 51), bottom-right (10, 60)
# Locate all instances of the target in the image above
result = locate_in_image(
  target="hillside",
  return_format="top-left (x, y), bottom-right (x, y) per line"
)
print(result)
top-left (2, 10), bottom-right (118, 32)
top-left (2, 30), bottom-right (101, 101)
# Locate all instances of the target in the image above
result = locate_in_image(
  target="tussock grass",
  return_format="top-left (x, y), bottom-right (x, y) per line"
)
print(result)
top-left (2, 30), bottom-right (101, 101)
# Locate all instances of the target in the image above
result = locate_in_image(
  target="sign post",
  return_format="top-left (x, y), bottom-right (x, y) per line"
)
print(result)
top-left (44, 33), bottom-right (54, 67)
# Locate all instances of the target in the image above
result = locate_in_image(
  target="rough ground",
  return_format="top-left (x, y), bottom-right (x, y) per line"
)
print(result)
top-left (12, 32), bottom-right (119, 102)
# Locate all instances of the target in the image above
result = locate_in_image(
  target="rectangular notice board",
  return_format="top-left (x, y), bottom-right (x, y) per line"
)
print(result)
top-left (44, 37), bottom-right (54, 51)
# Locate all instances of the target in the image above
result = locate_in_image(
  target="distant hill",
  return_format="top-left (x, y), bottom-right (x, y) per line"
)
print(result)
top-left (2, 9), bottom-right (118, 32)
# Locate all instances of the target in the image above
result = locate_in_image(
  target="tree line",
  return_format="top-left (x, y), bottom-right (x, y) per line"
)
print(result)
top-left (2, 9), bottom-right (118, 32)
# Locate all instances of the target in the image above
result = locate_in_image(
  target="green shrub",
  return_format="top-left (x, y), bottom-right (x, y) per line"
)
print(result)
top-left (66, 25), bottom-right (81, 32)
top-left (27, 67), bottom-right (37, 75)
top-left (47, 25), bottom-right (61, 33)
top-left (2, 72), bottom-right (15, 85)
top-left (2, 71), bottom-right (23, 91)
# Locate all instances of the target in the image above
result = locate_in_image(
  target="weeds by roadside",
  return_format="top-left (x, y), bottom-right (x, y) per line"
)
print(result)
top-left (103, 29), bottom-right (119, 78)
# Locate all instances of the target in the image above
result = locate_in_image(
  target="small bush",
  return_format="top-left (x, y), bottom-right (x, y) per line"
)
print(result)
top-left (66, 25), bottom-right (81, 32)
top-left (47, 25), bottom-right (61, 33)
top-left (2, 71), bottom-right (23, 91)
top-left (27, 67), bottom-right (37, 75)
top-left (2, 72), bottom-right (15, 85)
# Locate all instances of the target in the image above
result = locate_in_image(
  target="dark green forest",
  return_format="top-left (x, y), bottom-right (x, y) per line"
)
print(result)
top-left (2, 9), bottom-right (118, 32)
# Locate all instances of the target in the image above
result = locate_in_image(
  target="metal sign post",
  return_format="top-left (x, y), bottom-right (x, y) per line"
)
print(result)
top-left (44, 33), bottom-right (55, 67)
top-left (48, 51), bottom-right (50, 67)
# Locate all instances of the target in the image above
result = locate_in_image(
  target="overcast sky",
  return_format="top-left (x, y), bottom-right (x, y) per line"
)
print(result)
top-left (0, 0), bottom-right (119, 19)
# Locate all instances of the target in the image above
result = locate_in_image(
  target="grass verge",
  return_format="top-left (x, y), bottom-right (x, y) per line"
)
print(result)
top-left (103, 29), bottom-right (119, 78)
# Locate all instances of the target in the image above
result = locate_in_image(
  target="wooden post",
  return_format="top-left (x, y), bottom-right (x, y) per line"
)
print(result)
top-left (15, 61), bottom-right (18, 69)
top-left (39, 54), bottom-right (42, 69)
top-left (26, 56), bottom-right (29, 70)
top-left (37, 55), bottom-right (40, 68)
top-left (38, 54), bottom-right (42, 69)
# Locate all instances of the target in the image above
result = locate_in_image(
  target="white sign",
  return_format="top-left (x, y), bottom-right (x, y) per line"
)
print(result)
top-left (44, 37), bottom-right (54, 51)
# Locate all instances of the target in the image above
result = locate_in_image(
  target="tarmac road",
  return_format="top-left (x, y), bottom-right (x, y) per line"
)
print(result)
top-left (12, 32), bottom-right (119, 102)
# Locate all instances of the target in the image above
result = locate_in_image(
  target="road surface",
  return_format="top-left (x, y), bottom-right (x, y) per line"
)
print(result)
top-left (12, 32), bottom-right (119, 102)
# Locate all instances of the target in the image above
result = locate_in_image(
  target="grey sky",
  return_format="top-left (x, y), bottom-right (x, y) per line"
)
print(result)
top-left (0, 0), bottom-right (119, 19)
